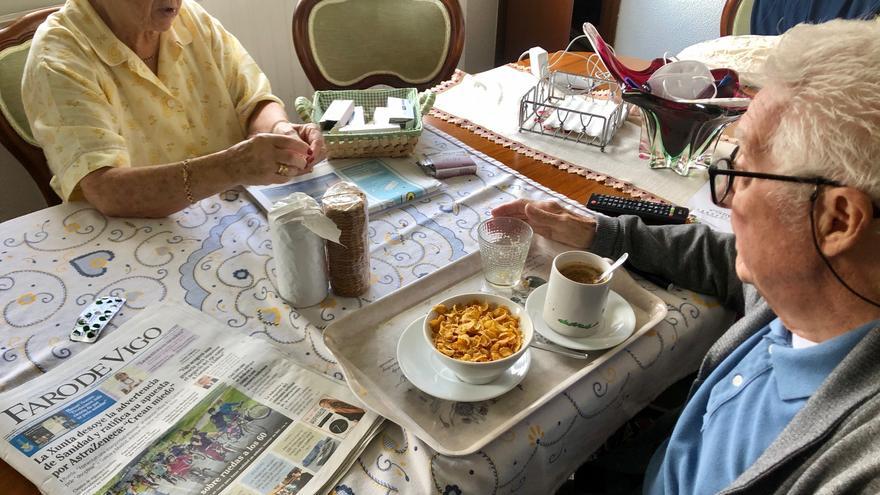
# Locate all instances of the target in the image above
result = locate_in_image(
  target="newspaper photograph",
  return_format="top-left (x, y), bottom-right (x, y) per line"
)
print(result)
top-left (0, 303), bottom-right (382, 495)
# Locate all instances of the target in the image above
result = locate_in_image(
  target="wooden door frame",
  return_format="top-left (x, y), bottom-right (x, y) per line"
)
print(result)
top-left (495, 0), bottom-right (620, 65)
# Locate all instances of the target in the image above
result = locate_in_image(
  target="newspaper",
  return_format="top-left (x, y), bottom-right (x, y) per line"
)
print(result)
top-left (686, 181), bottom-right (733, 233)
top-left (0, 304), bottom-right (383, 495)
top-left (246, 157), bottom-right (443, 214)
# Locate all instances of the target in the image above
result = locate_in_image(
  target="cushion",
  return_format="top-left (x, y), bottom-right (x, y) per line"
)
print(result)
top-left (0, 40), bottom-right (38, 146)
top-left (676, 35), bottom-right (780, 88)
top-left (731, 0), bottom-right (755, 35)
top-left (308, 0), bottom-right (451, 86)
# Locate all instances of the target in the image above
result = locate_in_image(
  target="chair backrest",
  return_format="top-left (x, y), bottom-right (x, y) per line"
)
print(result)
top-left (292, 0), bottom-right (464, 90)
top-left (720, 0), bottom-right (756, 36)
top-left (0, 6), bottom-right (61, 206)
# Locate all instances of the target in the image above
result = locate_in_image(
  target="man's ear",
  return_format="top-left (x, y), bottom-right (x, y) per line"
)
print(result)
top-left (815, 188), bottom-right (875, 257)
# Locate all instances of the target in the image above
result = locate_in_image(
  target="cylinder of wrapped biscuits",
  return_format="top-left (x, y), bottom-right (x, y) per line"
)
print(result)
top-left (322, 182), bottom-right (370, 297)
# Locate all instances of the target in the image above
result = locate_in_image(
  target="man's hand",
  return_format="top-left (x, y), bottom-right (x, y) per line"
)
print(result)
top-left (491, 199), bottom-right (597, 249)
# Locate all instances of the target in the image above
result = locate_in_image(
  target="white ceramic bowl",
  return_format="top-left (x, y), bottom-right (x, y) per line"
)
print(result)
top-left (423, 292), bottom-right (533, 385)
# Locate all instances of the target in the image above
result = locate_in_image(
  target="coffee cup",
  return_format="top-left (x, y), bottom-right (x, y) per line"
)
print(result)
top-left (542, 251), bottom-right (611, 337)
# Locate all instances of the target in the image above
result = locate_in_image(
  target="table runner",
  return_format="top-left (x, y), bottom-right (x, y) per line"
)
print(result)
top-left (0, 126), bottom-right (734, 494)
top-left (431, 66), bottom-right (710, 206)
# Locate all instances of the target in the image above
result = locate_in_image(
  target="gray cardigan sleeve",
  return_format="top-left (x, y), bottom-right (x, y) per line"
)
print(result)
top-left (590, 215), bottom-right (745, 312)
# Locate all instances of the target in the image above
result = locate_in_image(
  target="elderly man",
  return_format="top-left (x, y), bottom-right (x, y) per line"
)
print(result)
top-left (495, 19), bottom-right (880, 494)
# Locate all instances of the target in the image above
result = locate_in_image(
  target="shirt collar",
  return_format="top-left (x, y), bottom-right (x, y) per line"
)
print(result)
top-left (768, 318), bottom-right (877, 401)
top-left (164, 13), bottom-right (193, 61)
top-left (66, 0), bottom-right (192, 67)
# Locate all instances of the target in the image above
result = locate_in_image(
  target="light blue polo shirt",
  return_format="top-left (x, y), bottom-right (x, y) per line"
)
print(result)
top-left (643, 317), bottom-right (876, 495)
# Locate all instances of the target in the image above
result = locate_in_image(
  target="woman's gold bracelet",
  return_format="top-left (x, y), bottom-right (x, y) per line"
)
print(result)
top-left (181, 159), bottom-right (195, 205)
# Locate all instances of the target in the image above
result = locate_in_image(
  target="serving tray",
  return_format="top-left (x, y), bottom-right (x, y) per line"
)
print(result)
top-left (323, 237), bottom-right (667, 455)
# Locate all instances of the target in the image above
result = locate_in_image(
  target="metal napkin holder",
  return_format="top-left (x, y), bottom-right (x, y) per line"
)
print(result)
top-left (518, 60), bottom-right (629, 152)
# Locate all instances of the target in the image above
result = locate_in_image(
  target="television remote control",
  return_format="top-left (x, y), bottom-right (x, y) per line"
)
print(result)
top-left (586, 194), bottom-right (689, 225)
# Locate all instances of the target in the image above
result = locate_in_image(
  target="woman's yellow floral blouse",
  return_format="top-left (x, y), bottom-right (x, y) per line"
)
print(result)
top-left (22, 0), bottom-right (282, 201)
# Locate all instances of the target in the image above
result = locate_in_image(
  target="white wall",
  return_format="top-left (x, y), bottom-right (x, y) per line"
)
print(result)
top-left (1, 0), bottom-right (57, 11)
top-left (614, 0), bottom-right (726, 59)
top-left (199, 0), bottom-right (312, 111)
top-left (459, 0), bottom-right (499, 73)
top-left (0, 0), bottom-right (59, 23)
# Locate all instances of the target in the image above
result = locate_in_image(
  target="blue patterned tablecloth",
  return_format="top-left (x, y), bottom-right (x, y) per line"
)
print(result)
top-left (0, 126), bottom-right (733, 494)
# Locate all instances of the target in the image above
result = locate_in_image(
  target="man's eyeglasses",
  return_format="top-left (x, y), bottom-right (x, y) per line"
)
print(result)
top-left (707, 146), bottom-right (843, 207)
top-left (707, 146), bottom-right (880, 217)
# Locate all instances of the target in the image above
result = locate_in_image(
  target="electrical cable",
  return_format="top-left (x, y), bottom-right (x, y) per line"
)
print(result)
top-left (809, 186), bottom-right (880, 308)
top-left (517, 34), bottom-right (601, 82)
top-left (547, 34), bottom-right (591, 70)
top-left (517, 35), bottom-right (593, 66)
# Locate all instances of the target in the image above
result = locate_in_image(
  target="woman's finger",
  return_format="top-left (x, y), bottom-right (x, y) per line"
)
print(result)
top-left (297, 123), bottom-right (322, 142)
top-left (273, 149), bottom-right (310, 173)
top-left (300, 125), bottom-right (326, 163)
top-left (269, 133), bottom-right (311, 155)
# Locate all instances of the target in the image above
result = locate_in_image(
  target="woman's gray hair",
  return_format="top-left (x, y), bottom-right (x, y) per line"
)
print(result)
top-left (758, 18), bottom-right (880, 203)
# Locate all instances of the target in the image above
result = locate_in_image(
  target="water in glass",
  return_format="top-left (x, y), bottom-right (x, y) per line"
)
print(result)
top-left (477, 217), bottom-right (533, 288)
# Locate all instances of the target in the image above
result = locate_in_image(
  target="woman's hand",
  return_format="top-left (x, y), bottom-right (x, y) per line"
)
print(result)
top-left (227, 132), bottom-right (313, 185)
top-left (272, 121), bottom-right (326, 165)
top-left (491, 199), bottom-right (597, 249)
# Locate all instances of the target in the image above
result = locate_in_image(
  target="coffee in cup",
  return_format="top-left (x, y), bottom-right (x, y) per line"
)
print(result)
top-left (542, 251), bottom-right (612, 337)
top-left (558, 262), bottom-right (603, 285)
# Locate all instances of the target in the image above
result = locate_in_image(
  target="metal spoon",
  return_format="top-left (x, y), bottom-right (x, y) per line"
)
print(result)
top-left (599, 252), bottom-right (628, 283)
top-left (530, 341), bottom-right (590, 360)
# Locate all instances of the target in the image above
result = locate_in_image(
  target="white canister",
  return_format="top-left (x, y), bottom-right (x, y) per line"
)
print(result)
top-left (268, 193), bottom-right (341, 307)
top-left (542, 251), bottom-right (612, 337)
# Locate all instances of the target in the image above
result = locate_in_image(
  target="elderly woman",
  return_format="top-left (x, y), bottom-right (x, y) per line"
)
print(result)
top-left (22, 0), bottom-right (323, 218)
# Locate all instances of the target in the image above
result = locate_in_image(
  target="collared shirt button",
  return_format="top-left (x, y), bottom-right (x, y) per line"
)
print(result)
top-left (732, 374), bottom-right (744, 387)
top-left (768, 344), bottom-right (774, 354)
top-left (167, 98), bottom-right (177, 109)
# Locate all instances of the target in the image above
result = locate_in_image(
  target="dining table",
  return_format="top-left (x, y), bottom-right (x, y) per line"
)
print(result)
top-left (0, 53), bottom-right (736, 494)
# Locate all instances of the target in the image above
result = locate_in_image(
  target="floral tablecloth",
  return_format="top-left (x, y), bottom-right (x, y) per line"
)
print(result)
top-left (0, 126), bottom-right (733, 494)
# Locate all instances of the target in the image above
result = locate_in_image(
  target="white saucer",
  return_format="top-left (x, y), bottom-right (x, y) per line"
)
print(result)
top-left (396, 317), bottom-right (531, 402)
top-left (525, 284), bottom-right (636, 351)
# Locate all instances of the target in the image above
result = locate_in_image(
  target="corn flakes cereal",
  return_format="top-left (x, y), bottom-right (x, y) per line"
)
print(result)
top-left (428, 300), bottom-right (523, 362)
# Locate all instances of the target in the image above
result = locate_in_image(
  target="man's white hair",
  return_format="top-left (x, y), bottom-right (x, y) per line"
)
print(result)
top-left (758, 18), bottom-right (880, 203)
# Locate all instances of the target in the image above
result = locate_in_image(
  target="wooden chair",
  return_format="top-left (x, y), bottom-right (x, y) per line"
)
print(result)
top-left (0, 7), bottom-right (61, 206)
top-left (720, 0), bottom-right (755, 36)
top-left (292, 0), bottom-right (464, 90)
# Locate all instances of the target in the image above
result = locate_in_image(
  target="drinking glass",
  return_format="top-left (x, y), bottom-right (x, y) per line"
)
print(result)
top-left (477, 217), bottom-right (533, 289)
